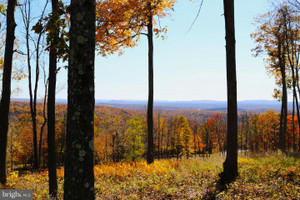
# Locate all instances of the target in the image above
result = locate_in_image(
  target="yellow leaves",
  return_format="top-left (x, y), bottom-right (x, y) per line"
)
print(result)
top-left (7, 171), bottom-right (19, 182)
top-left (153, 27), bottom-right (168, 39)
top-left (94, 159), bottom-right (180, 181)
top-left (95, 0), bottom-right (175, 56)
top-left (0, 33), bottom-right (26, 89)
top-left (5, 155), bottom-right (300, 199)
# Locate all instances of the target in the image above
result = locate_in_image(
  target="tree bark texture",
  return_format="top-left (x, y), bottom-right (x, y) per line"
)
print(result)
top-left (220, 0), bottom-right (238, 184)
top-left (0, 0), bottom-right (17, 185)
top-left (48, 0), bottom-right (58, 197)
top-left (147, 5), bottom-right (154, 164)
top-left (64, 0), bottom-right (95, 199)
top-left (278, 38), bottom-right (287, 153)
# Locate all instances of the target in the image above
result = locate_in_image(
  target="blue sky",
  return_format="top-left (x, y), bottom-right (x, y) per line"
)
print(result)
top-left (15, 0), bottom-right (278, 101)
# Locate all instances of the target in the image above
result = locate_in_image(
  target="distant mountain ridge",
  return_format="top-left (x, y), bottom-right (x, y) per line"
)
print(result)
top-left (12, 98), bottom-right (292, 112)
top-left (95, 99), bottom-right (289, 111)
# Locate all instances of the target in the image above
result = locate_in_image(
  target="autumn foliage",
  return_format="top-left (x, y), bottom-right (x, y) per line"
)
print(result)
top-left (5, 101), bottom-right (299, 173)
top-left (95, 0), bottom-right (174, 56)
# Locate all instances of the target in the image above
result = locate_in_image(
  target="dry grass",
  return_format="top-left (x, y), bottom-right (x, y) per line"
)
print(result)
top-left (3, 153), bottom-right (300, 199)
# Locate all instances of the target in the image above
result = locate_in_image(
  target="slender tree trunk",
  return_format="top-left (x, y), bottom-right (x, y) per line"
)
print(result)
top-left (240, 114), bottom-right (244, 150)
top-left (295, 67), bottom-right (300, 133)
top-left (296, 68), bottom-right (300, 152)
top-left (10, 129), bottom-right (14, 171)
top-left (26, 20), bottom-right (39, 170)
top-left (48, 0), bottom-right (58, 197)
top-left (146, 4), bottom-right (154, 164)
top-left (245, 113), bottom-right (249, 153)
top-left (292, 95), bottom-right (296, 152)
top-left (22, 0), bottom-right (40, 170)
top-left (280, 99), bottom-right (284, 143)
top-left (160, 119), bottom-right (164, 158)
top-left (0, 0), bottom-right (17, 185)
top-left (38, 72), bottom-right (48, 168)
top-left (24, 1), bottom-right (39, 169)
top-left (64, 0), bottom-right (95, 199)
top-left (157, 113), bottom-right (160, 159)
top-left (33, 36), bottom-right (40, 169)
top-left (279, 50), bottom-right (287, 153)
top-left (38, 101), bottom-right (47, 169)
top-left (290, 56), bottom-right (297, 152)
top-left (281, 70), bottom-right (288, 153)
top-left (284, 16), bottom-right (300, 152)
top-left (220, 0), bottom-right (238, 184)
top-left (294, 80), bottom-right (300, 152)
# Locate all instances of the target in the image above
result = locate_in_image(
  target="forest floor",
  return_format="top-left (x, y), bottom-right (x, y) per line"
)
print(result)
top-left (3, 153), bottom-right (300, 199)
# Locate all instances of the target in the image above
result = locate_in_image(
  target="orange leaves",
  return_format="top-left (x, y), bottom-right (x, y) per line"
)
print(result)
top-left (251, 3), bottom-right (300, 92)
top-left (205, 114), bottom-right (226, 152)
top-left (248, 111), bottom-right (280, 152)
top-left (286, 115), bottom-right (299, 149)
top-left (95, 0), bottom-right (139, 56)
top-left (95, 0), bottom-right (175, 56)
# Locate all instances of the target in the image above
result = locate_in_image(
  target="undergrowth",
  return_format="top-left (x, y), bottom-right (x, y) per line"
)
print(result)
top-left (3, 153), bottom-right (300, 199)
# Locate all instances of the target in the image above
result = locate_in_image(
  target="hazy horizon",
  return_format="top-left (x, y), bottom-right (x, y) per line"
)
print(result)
top-left (11, 98), bottom-right (284, 102)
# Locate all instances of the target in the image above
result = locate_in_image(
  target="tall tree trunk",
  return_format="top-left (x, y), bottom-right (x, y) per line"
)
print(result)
top-left (280, 69), bottom-right (287, 153)
top-left (245, 113), bottom-right (249, 153)
top-left (10, 129), bottom-right (14, 171)
top-left (64, 0), bottom-right (95, 199)
top-left (0, 0), bottom-right (17, 185)
top-left (290, 57), bottom-right (299, 152)
top-left (282, 10), bottom-right (298, 152)
top-left (39, 73), bottom-right (48, 168)
top-left (157, 113), bottom-right (160, 159)
top-left (293, 73), bottom-right (300, 152)
top-left (33, 31), bottom-right (41, 169)
top-left (279, 39), bottom-right (287, 153)
top-left (38, 98), bottom-right (47, 168)
top-left (146, 4), bottom-right (154, 164)
top-left (296, 68), bottom-right (300, 152)
top-left (220, 0), bottom-right (238, 184)
top-left (25, 21), bottom-right (39, 170)
top-left (22, 0), bottom-right (41, 170)
top-left (48, 0), bottom-right (58, 197)
top-left (292, 95), bottom-right (296, 152)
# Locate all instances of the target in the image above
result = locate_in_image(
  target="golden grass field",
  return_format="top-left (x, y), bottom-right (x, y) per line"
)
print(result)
top-left (4, 153), bottom-right (300, 199)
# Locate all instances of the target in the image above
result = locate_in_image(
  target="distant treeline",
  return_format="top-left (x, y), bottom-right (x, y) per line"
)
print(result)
top-left (7, 102), bottom-right (299, 170)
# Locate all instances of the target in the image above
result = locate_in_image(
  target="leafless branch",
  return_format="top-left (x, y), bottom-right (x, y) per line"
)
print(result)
top-left (188, 0), bottom-right (205, 32)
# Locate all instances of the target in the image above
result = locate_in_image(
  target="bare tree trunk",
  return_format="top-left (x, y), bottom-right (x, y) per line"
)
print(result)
top-left (21, 0), bottom-right (39, 170)
top-left (296, 68), bottom-right (300, 152)
top-left (146, 4), bottom-right (154, 164)
top-left (0, 0), bottom-right (17, 185)
top-left (21, 0), bottom-right (48, 170)
top-left (295, 69), bottom-right (300, 149)
top-left (279, 40), bottom-right (287, 153)
top-left (33, 32), bottom-right (40, 170)
top-left (47, 0), bottom-right (58, 197)
top-left (282, 7), bottom-right (300, 152)
top-left (245, 113), bottom-right (249, 153)
top-left (38, 89), bottom-right (47, 168)
top-left (64, 0), bottom-right (95, 199)
top-left (157, 113), bottom-right (160, 159)
top-left (220, 0), bottom-right (238, 184)
top-left (10, 129), bottom-right (13, 171)
top-left (292, 95), bottom-right (296, 152)
top-left (280, 70), bottom-right (287, 153)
